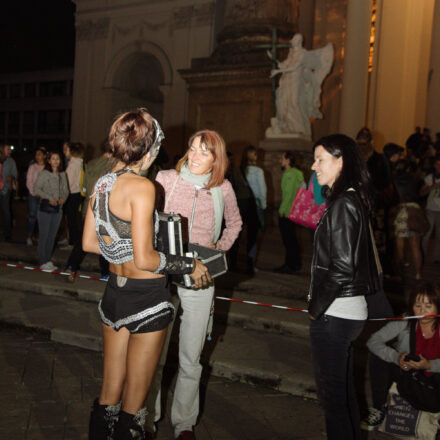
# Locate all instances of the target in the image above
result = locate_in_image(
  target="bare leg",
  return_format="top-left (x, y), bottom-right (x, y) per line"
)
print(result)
top-left (122, 328), bottom-right (167, 414)
top-left (409, 235), bottom-right (422, 278)
top-left (99, 323), bottom-right (130, 405)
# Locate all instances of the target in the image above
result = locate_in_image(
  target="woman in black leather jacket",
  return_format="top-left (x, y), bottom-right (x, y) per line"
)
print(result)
top-left (309, 134), bottom-right (378, 440)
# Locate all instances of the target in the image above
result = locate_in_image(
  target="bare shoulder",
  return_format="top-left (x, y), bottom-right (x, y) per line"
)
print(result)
top-left (127, 176), bottom-right (155, 198)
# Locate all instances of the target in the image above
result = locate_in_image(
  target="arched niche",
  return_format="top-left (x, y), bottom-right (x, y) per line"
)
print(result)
top-left (104, 43), bottom-right (173, 125)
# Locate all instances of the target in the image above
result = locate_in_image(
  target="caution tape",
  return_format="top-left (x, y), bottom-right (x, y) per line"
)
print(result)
top-left (1, 261), bottom-right (439, 322)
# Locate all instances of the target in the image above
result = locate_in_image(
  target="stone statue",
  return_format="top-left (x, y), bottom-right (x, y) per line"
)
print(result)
top-left (266, 33), bottom-right (334, 139)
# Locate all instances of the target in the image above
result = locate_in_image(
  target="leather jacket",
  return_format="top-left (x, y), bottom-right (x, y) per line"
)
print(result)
top-left (308, 190), bottom-right (381, 319)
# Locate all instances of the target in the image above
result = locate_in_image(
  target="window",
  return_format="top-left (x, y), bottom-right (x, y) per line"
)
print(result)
top-left (8, 112), bottom-right (20, 134)
top-left (0, 85), bottom-right (7, 99)
top-left (9, 84), bottom-right (21, 98)
top-left (24, 83), bottom-right (36, 97)
top-left (38, 110), bottom-right (65, 134)
top-left (0, 112), bottom-right (5, 134)
top-left (39, 81), bottom-right (67, 97)
top-left (23, 111), bottom-right (34, 134)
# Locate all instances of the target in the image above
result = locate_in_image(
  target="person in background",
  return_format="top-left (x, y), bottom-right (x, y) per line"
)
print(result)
top-left (356, 129), bottom-right (394, 275)
top-left (420, 155), bottom-right (440, 264)
top-left (152, 130), bottom-right (242, 440)
top-left (227, 150), bottom-right (258, 274)
top-left (33, 151), bottom-right (69, 270)
top-left (65, 140), bottom-right (112, 281)
top-left (82, 108), bottom-right (210, 439)
top-left (242, 145), bottom-right (267, 273)
top-left (0, 144), bottom-right (17, 242)
top-left (63, 142), bottom-right (85, 250)
top-left (309, 134), bottom-right (378, 440)
top-left (25, 147), bottom-right (46, 246)
top-left (361, 281), bottom-right (440, 431)
top-left (274, 150), bottom-right (304, 274)
top-left (392, 159), bottom-right (424, 279)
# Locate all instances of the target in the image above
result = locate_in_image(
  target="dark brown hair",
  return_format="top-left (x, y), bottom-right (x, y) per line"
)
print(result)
top-left (66, 142), bottom-right (84, 158)
top-left (44, 151), bottom-right (64, 173)
top-left (108, 108), bottom-right (155, 165)
top-left (407, 281), bottom-right (440, 331)
top-left (176, 130), bottom-right (229, 189)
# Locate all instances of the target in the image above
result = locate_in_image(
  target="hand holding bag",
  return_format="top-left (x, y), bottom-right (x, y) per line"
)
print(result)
top-left (287, 178), bottom-right (326, 229)
top-left (397, 323), bottom-right (440, 413)
top-left (39, 198), bottom-right (60, 214)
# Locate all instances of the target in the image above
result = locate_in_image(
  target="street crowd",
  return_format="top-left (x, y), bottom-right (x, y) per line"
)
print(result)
top-left (0, 116), bottom-right (439, 440)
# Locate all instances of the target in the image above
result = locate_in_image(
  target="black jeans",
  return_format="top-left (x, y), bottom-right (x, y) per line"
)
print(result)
top-left (0, 189), bottom-right (12, 239)
top-left (369, 353), bottom-right (400, 410)
top-left (229, 198), bottom-right (259, 270)
top-left (310, 315), bottom-right (365, 440)
top-left (64, 192), bottom-right (84, 245)
top-left (278, 216), bottom-right (301, 269)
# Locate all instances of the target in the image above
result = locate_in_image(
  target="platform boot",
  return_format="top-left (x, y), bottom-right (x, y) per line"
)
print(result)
top-left (89, 398), bottom-right (121, 440)
top-left (113, 407), bottom-right (148, 439)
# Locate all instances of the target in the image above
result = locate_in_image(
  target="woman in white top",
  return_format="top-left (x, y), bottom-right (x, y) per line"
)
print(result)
top-left (308, 134), bottom-right (379, 440)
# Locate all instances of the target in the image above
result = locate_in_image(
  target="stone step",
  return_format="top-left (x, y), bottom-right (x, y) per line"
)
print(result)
top-left (0, 241), bottom-right (310, 300)
top-left (0, 265), bottom-right (310, 338)
top-left (0, 286), bottom-right (317, 398)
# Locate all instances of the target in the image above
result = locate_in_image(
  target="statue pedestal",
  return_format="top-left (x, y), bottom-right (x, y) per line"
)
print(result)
top-left (259, 136), bottom-right (313, 217)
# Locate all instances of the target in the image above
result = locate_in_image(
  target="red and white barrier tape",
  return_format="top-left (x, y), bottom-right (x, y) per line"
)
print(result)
top-left (1, 261), bottom-right (439, 322)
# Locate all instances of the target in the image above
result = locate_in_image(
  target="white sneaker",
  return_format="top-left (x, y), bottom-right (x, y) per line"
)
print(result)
top-left (40, 262), bottom-right (53, 270)
top-left (40, 261), bottom-right (58, 271)
top-left (48, 261), bottom-right (58, 270)
top-left (26, 237), bottom-right (33, 246)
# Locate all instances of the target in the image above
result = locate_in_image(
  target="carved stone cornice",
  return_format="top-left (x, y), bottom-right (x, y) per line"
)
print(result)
top-left (173, 2), bottom-right (215, 28)
top-left (76, 17), bottom-right (110, 41)
top-left (179, 65), bottom-right (271, 87)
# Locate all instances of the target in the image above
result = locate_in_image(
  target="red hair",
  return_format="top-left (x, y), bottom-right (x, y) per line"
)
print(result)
top-left (176, 130), bottom-right (228, 189)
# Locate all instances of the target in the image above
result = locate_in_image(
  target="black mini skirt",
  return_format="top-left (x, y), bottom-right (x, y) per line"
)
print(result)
top-left (98, 274), bottom-right (174, 334)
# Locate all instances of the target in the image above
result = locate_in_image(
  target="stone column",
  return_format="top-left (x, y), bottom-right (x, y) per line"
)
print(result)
top-left (426, 0), bottom-right (440, 134)
top-left (338, 0), bottom-right (372, 137)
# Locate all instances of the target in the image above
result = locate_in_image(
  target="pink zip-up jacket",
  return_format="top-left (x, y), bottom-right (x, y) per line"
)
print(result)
top-left (26, 163), bottom-right (44, 196)
top-left (155, 169), bottom-right (242, 251)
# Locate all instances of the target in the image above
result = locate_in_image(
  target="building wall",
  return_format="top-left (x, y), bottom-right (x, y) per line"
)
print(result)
top-left (369, 0), bottom-right (435, 148)
top-left (0, 69), bottom-right (73, 153)
top-left (71, 0), bottom-right (217, 160)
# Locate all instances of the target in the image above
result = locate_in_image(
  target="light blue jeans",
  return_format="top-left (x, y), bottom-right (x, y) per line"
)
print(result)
top-left (37, 210), bottom-right (63, 265)
top-left (148, 284), bottom-right (215, 436)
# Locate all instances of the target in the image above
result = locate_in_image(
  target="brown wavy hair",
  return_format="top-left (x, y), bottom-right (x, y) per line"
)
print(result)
top-left (108, 108), bottom-right (155, 166)
top-left (176, 130), bottom-right (228, 189)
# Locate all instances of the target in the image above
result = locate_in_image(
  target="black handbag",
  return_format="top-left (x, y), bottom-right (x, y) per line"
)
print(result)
top-left (39, 174), bottom-right (61, 214)
top-left (39, 198), bottom-right (60, 214)
top-left (397, 322), bottom-right (440, 413)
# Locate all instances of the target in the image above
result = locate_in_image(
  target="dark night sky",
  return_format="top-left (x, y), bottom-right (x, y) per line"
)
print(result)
top-left (0, 0), bottom-right (75, 74)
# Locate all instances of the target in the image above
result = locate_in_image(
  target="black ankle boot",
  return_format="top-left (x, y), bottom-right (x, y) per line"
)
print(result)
top-left (89, 398), bottom-right (121, 440)
top-left (113, 408), bottom-right (147, 439)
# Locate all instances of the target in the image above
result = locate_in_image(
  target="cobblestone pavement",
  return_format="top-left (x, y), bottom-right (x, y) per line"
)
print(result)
top-left (0, 328), bottom-right (329, 440)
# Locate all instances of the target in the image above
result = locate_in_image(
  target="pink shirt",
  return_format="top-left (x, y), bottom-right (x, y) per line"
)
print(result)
top-left (155, 169), bottom-right (242, 251)
top-left (26, 163), bottom-right (44, 196)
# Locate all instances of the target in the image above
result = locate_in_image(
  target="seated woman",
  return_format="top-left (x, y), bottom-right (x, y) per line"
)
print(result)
top-left (362, 281), bottom-right (440, 431)
top-left (82, 108), bottom-right (210, 440)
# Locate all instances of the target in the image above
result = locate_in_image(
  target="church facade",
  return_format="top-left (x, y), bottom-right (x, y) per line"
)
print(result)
top-left (71, 0), bottom-right (440, 160)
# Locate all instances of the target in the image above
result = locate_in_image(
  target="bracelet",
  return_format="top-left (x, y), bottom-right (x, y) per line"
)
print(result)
top-left (153, 252), bottom-right (166, 274)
